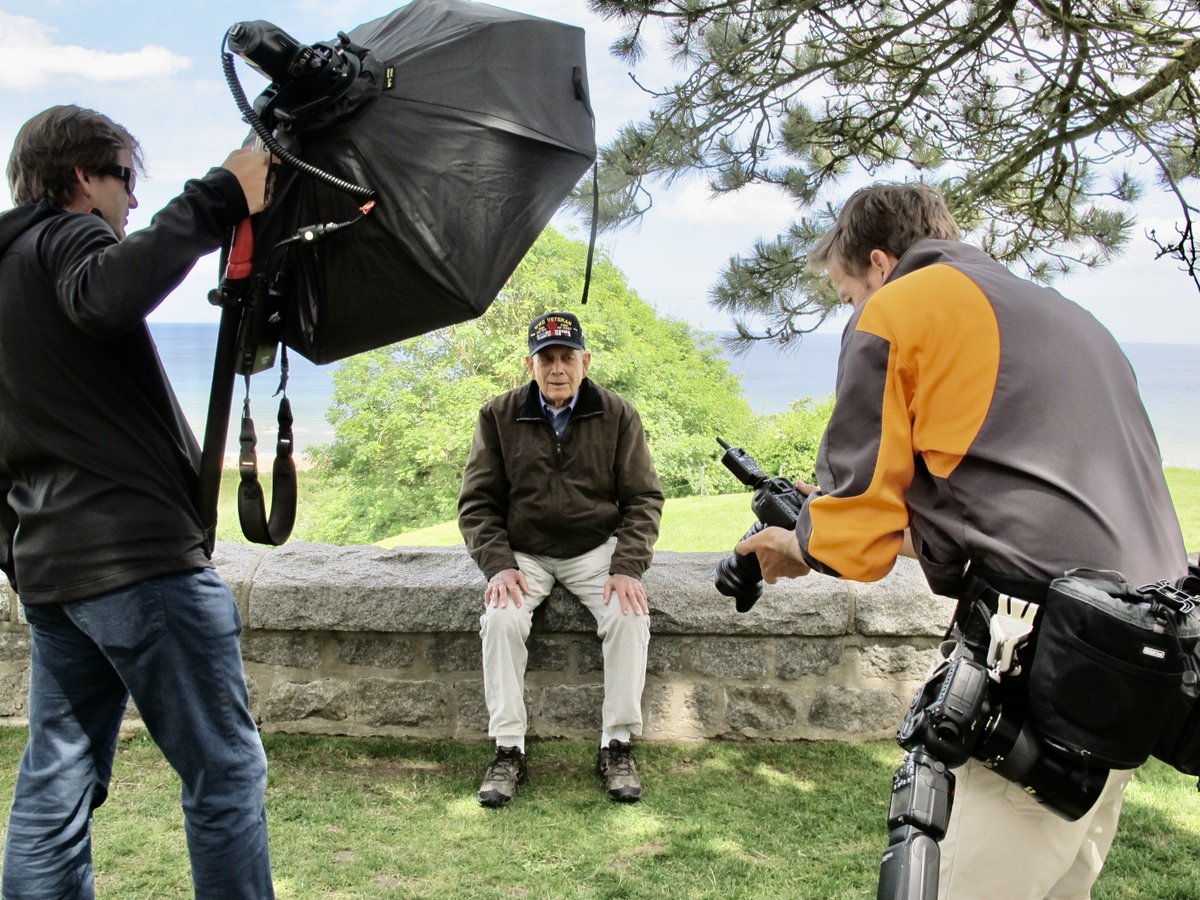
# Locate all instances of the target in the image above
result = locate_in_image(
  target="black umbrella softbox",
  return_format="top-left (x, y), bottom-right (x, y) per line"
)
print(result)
top-left (197, 0), bottom-right (595, 548)
top-left (247, 0), bottom-right (596, 364)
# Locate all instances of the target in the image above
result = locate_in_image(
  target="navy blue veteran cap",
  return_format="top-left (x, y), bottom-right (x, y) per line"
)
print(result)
top-left (528, 311), bottom-right (585, 354)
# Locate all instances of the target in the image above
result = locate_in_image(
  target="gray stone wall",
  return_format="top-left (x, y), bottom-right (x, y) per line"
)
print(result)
top-left (0, 543), bottom-right (958, 743)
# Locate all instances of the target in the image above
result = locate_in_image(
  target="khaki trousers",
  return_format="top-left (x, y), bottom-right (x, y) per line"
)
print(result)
top-left (938, 757), bottom-right (1132, 899)
top-left (480, 538), bottom-right (650, 741)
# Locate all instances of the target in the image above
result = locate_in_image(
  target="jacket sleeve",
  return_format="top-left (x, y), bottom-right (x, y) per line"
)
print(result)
top-left (43, 168), bottom-right (249, 338)
top-left (0, 477), bottom-right (16, 592)
top-left (457, 406), bottom-right (519, 579)
top-left (610, 406), bottom-right (664, 579)
top-left (795, 323), bottom-right (914, 581)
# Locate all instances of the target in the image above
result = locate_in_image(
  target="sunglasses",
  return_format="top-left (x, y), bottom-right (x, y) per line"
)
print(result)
top-left (97, 164), bottom-right (136, 196)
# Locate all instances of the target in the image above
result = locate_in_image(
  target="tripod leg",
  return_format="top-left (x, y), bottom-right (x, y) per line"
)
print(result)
top-left (197, 302), bottom-right (242, 550)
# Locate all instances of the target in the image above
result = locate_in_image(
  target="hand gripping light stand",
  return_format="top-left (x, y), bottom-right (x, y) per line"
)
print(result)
top-left (197, 21), bottom-right (375, 550)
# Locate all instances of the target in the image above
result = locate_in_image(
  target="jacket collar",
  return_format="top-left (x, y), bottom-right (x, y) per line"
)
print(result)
top-left (517, 377), bottom-right (603, 420)
top-left (0, 201), bottom-right (63, 258)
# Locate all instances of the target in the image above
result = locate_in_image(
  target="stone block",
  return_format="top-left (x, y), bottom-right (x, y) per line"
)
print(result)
top-left (0, 631), bottom-right (31, 663)
top-left (537, 684), bottom-right (604, 733)
top-left (0, 670), bottom-right (27, 717)
top-left (265, 679), bottom-right (352, 722)
top-left (355, 678), bottom-right (448, 728)
top-left (336, 635), bottom-right (416, 670)
top-left (427, 637), bottom-right (482, 673)
top-left (859, 644), bottom-right (939, 681)
top-left (646, 636), bottom-right (683, 677)
top-left (808, 684), bottom-right (905, 736)
top-left (455, 680), bottom-right (489, 735)
top-left (726, 687), bottom-right (798, 733)
top-left (681, 683), bottom-right (725, 734)
top-left (527, 636), bottom-right (570, 672)
top-left (246, 544), bottom-right (484, 633)
top-left (577, 636), bottom-right (603, 674)
top-left (689, 639), bottom-right (767, 680)
top-left (242, 633), bottom-right (321, 669)
top-left (536, 588), bottom-right (598, 632)
top-left (647, 551), bottom-right (853, 636)
top-left (776, 638), bottom-right (845, 680)
top-left (245, 672), bottom-right (262, 721)
top-left (643, 682), bottom-right (720, 739)
top-left (854, 560), bottom-right (955, 637)
top-left (213, 541), bottom-right (269, 618)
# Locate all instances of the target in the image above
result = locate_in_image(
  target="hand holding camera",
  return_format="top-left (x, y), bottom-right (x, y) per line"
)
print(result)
top-left (712, 438), bottom-right (811, 611)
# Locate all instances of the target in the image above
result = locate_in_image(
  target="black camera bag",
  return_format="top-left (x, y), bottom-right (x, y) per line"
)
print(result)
top-left (1153, 640), bottom-right (1200, 775)
top-left (1152, 565), bottom-right (1200, 775)
top-left (1027, 573), bottom-right (1200, 770)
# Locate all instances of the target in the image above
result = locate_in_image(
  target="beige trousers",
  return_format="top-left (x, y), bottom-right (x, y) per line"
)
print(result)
top-left (938, 757), bottom-right (1132, 899)
top-left (480, 537), bottom-right (650, 741)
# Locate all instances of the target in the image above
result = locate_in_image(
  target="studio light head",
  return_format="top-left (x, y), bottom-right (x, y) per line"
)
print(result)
top-left (225, 20), bottom-right (361, 130)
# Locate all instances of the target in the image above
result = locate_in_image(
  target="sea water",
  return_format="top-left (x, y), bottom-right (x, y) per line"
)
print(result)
top-left (150, 323), bottom-right (1200, 469)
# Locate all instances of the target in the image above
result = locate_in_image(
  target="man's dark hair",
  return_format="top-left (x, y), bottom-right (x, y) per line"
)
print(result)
top-left (6, 105), bottom-right (144, 207)
top-left (809, 182), bottom-right (961, 276)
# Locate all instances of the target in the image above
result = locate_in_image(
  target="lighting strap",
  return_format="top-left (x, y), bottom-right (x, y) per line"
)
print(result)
top-left (236, 357), bottom-right (296, 545)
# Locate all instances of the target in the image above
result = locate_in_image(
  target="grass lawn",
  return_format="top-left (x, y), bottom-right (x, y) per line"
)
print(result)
top-left (9, 473), bottom-right (1199, 895)
top-left (375, 467), bottom-right (1200, 553)
top-left (186, 465), bottom-right (1200, 897)
top-left (1166, 466), bottom-right (1200, 552)
top-left (0, 729), bottom-right (1195, 898)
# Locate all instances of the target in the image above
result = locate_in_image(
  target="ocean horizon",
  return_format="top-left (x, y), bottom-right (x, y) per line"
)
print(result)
top-left (150, 322), bottom-right (1200, 470)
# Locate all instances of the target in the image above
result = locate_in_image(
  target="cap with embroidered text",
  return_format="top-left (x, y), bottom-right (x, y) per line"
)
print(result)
top-left (528, 311), bottom-right (585, 355)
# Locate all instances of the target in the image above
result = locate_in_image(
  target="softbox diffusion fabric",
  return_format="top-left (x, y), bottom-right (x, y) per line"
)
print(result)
top-left (249, 0), bottom-right (596, 364)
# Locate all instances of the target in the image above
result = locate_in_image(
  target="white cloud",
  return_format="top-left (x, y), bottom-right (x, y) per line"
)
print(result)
top-left (0, 12), bottom-right (192, 89)
top-left (656, 179), bottom-right (797, 232)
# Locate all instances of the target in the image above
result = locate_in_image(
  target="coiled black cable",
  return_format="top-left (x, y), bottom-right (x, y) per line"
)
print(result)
top-left (221, 30), bottom-right (376, 202)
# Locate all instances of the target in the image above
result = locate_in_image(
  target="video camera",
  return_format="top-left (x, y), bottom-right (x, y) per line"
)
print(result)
top-left (711, 437), bottom-right (808, 612)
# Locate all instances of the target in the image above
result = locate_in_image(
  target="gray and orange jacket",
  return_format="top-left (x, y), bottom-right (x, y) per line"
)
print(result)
top-left (458, 378), bottom-right (664, 580)
top-left (796, 239), bottom-right (1186, 595)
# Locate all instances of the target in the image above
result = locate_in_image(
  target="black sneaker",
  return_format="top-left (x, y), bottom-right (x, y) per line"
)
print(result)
top-left (597, 739), bottom-right (643, 803)
top-left (478, 745), bottom-right (528, 808)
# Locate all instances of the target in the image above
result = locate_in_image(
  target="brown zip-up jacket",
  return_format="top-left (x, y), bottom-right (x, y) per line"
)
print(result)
top-left (458, 377), bottom-right (663, 580)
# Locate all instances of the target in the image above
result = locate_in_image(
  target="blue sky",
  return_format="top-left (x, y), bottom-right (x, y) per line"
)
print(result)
top-left (2, 0), bottom-right (1198, 344)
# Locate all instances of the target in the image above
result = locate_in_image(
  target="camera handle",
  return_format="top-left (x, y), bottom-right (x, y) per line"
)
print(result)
top-left (877, 746), bottom-right (954, 900)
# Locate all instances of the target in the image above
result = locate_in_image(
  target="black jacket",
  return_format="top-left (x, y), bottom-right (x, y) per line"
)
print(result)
top-left (0, 169), bottom-right (249, 604)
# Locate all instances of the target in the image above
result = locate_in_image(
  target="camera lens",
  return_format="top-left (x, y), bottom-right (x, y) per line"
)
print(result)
top-left (975, 702), bottom-right (1109, 821)
top-left (713, 521), bottom-right (767, 612)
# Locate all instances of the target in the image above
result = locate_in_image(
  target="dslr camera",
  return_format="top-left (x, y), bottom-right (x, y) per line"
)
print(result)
top-left (878, 645), bottom-right (1111, 898)
top-left (896, 651), bottom-right (1110, 821)
top-left (711, 438), bottom-right (808, 612)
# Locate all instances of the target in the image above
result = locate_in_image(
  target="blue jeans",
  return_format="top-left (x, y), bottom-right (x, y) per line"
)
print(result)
top-left (2, 568), bottom-right (273, 899)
